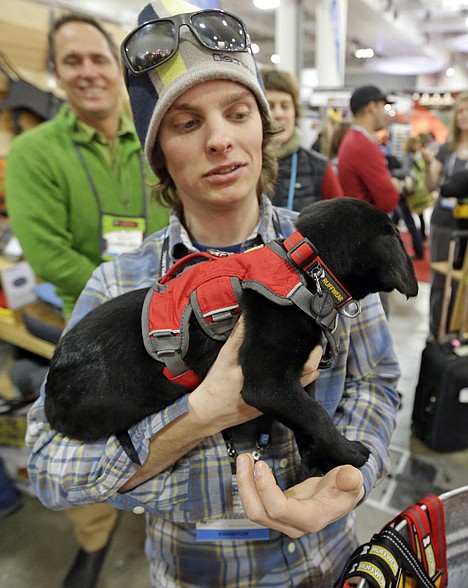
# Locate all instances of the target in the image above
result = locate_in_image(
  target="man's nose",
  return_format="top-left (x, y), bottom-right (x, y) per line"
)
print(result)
top-left (206, 120), bottom-right (233, 154)
top-left (269, 104), bottom-right (283, 119)
top-left (79, 58), bottom-right (99, 76)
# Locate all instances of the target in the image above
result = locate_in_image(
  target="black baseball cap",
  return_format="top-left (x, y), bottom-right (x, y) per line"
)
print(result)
top-left (350, 85), bottom-right (393, 114)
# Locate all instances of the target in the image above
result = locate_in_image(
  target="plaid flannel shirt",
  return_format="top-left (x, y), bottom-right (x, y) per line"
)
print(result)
top-left (26, 196), bottom-right (400, 587)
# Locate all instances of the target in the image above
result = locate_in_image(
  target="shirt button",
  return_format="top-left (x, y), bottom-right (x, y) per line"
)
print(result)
top-left (132, 506), bottom-right (145, 515)
top-left (279, 458), bottom-right (289, 468)
top-left (288, 542), bottom-right (296, 554)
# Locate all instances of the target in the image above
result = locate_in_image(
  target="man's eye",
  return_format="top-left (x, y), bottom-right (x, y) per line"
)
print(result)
top-left (94, 57), bottom-right (108, 65)
top-left (231, 109), bottom-right (249, 121)
top-left (176, 119), bottom-right (198, 131)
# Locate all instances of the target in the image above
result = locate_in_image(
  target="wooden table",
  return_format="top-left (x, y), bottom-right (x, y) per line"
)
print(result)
top-left (0, 256), bottom-right (61, 359)
top-left (0, 306), bottom-right (56, 359)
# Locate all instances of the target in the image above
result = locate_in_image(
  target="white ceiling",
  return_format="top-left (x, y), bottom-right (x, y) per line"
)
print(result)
top-left (4, 0), bottom-right (468, 84)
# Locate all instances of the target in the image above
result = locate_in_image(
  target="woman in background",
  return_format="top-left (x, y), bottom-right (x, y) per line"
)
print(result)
top-left (425, 92), bottom-right (468, 337)
top-left (327, 120), bottom-right (352, 173)
top-left (261, 68), bottom-right (343, 211)
top-left (391, 136), bottom-right (426, 260)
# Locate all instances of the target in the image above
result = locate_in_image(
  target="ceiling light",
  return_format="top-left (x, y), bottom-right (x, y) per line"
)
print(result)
top-left (251, 43), bottom-right (260, 54)
top-left (354, 48), bottom-right (374, 59)
top-left (253, 0), bottom-right (280, 9)
top-left (271, 54), bottom-right (281, 64)
top-left (446, 66), bottom-right (455, 77)
top-left (366, 55), bottom-right (446, 75)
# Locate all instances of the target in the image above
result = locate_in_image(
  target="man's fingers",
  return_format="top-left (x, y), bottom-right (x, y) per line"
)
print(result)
top-left (300, 345), bottom-right (322, 387)
top-left (227, 315), bottom-right (245, 346)
top-left (237, 457), bottom-right (365, 537)
top-left (237, 457), bottom-right (311, 537)
top-left (248, 460), bottom-right (288, 519)
top-left (302, 345), bottom-right (322, 374)
top-left (236, 454), bottom-right (266, 520)
top-left (335, 464), bottom-right (364, 493)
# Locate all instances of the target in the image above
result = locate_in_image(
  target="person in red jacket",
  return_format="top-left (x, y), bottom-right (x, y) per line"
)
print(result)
top-left (337, 85), bottom-right (400, 214)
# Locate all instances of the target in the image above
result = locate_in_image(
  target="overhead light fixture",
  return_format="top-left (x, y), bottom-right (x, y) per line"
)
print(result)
top-left (253, 0), bottom-right (280, 9)
top-left (251, 43), bottom-right (260, 54)
top-left (271, 54), bottom-right (281, 64)
top-left (446, 66), bottom-right (455, 77)
top-left (354, 48), bottom-right (374, 59)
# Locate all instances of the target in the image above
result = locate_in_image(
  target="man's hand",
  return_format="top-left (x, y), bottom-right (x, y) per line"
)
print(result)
top-left (189, 318), bottom-right (323, 435)
top-left (300, 344), bottom-right (322, 388)
top-left (236, 454), bottom-right (364, 538)
top-left (189, 317), bottom-right (261, 434)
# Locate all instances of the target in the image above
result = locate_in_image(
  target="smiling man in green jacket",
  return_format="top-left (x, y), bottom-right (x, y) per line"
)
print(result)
top-left (6, 16), bottom-right (169, 319)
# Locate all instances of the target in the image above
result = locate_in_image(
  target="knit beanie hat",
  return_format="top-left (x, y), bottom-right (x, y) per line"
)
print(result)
top-left (125, 0), bottom-right (270, 174)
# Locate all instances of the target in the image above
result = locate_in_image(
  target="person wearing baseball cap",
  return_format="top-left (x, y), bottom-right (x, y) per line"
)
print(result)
top-left (349, 84), bottom-right (393, 114)
top-left (338, 83), bottom-right (400, 214)
top-left (26, 2), bottom-right (401, 586)
top-left (338, 84), bottom-right (401, 316)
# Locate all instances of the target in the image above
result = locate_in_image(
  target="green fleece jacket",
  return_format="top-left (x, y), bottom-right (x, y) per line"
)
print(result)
top-left (6, 104), bottom-right (169, 317)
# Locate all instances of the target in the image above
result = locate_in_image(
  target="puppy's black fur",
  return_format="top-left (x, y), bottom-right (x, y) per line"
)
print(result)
top-left (45, 198), bottom-right (418, 473)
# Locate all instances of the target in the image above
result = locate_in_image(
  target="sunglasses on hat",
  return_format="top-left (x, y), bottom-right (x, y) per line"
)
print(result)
top-left (121, 10), bottom-right (250, 76)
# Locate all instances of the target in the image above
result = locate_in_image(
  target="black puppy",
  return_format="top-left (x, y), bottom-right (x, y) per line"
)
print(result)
top-left (45, 198), bottom-right (418, 473)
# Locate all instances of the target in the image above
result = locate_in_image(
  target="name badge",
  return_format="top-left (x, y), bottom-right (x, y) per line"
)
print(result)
top-left (440, 196), bottom-right (456, 210)
top-left (196, 519), bottom-right (270, 541)
top-left (101, 214), bottom-right (146, 261)
top-left (196, 474), bottom-right (270, 542)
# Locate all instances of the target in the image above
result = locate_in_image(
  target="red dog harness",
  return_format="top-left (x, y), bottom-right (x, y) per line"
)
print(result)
top-left (142, 231), bottom-right (359, 390)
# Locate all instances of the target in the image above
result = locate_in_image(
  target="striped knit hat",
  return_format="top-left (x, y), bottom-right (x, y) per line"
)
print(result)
top-left (125, 0), bottom-right (270, 174)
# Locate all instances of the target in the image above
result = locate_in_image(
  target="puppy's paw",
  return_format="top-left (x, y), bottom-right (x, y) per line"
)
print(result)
top-left (299, 438), bottom-right (370, 475)
top-left (342, 439), bottom-right (370, 467)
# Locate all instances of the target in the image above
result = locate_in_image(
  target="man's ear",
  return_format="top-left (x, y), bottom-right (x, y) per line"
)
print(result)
top-left (50, 62), bottom-right (62, 90)
top-left (366, 100), bottom-right (377, 115)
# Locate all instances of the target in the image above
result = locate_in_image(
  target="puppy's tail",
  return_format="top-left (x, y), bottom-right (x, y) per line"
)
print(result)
top-left (115, 431), bottom-right (142, 466)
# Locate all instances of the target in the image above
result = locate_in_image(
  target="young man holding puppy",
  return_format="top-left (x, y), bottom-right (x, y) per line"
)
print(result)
top-left (26, 2), bottom-right (401, 586)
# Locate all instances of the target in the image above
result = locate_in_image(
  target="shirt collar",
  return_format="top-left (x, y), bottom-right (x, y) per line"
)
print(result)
top-left (351, 124), bottom-right (375, 143)
top-left (62, 103), bottom-right (135, 145)
top-left (165, 196), bottom-right (286, 262)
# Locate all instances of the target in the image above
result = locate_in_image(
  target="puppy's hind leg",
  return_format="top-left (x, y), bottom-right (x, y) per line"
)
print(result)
top-left (239, 295), bottom-right (369, 473)
top-left (241, 370), bottom-right (369, 473)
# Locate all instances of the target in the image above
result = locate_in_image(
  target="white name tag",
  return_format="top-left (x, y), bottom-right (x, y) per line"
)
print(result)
top-left (196, 519), bottom-right (270, 541)
top-left (103, 230), bottom-right (143, 256)
top-left (196, 474), bottom-right (270, 541)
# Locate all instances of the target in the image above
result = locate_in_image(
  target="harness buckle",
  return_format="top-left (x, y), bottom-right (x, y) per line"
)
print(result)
top-left (206, 307), bottom-right (240, 323)
top-left (149, 329), bottom-right (181, 359)
top-left (149, 329), bottom-right (181, 337)
top-left (285, 236), bottom-right (318, 271)
top-left (202, 306), bottom-right (241, 337)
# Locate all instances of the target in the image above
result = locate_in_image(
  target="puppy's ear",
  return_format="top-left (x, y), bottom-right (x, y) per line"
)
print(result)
top-left (376, 233), bottom-right (419, 298)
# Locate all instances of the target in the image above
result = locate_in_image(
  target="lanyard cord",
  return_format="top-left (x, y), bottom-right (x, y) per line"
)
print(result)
top-left (159, 229), bottom-right (171, 276)
top-left (222, 416), bottom-right (273, 473)
top-left (286, 151), bottom-right (298, 211)
top-left (71, 139), bottom-right (148, 230)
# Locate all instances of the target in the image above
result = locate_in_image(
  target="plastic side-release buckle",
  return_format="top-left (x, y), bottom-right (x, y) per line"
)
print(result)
top-left (148, 329), bottom-right (182, 359)
top-left (284, 233), bottom-right (318, 271)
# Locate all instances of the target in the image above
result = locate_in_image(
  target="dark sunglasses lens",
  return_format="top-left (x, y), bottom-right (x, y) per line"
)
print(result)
top-left (125, 21), bottom-right (177, 72)
top-left (191, 13), bottom-right (247, 51)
